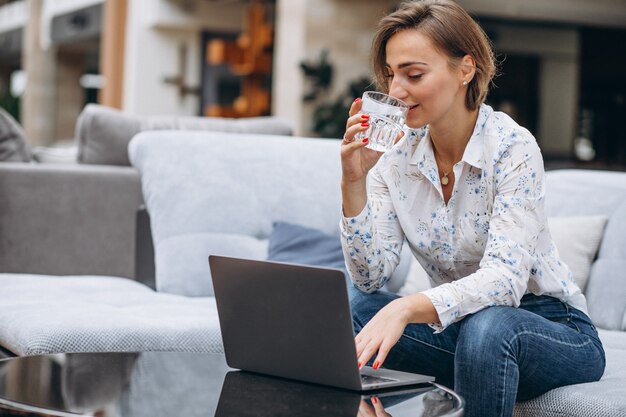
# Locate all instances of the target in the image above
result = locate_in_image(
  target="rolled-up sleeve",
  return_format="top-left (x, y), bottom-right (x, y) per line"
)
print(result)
top-left (340, 168), bottom-right (405, 292)
top-left (423, 134), bottom-right (545, 331)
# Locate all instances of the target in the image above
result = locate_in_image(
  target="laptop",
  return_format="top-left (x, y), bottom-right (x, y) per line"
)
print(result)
top-left (208, 255), bottom-right (434, 391)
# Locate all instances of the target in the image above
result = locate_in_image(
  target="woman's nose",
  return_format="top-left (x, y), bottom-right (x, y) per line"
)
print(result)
top-left (388, 78), bottom-right (407, 101)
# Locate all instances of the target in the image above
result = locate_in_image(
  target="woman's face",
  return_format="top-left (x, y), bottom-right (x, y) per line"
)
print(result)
top-left (385, 29), bottom-right (467, 129)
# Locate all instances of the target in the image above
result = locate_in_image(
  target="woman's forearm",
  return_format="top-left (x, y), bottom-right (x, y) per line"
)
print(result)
top-left (402, 293), bottom-right (440, 325)
top-left (341, 178), bottom-right (368, 217)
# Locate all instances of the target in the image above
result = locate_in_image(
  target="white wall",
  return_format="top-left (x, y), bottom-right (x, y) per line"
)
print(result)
top-left (40, 0), bottom-right (104, 49)
top-left (0, 0), bottom-right (26, 33)
top-left (42, 0), bottom-right (103, 16)
top-left (274, 0), bottom-right (396, 135)
top-left (273, 0), bottom-right (306, 134)
top-left (123, 0), bottom-right (244, 116)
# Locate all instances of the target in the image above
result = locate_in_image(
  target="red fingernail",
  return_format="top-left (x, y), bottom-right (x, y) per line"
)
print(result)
top-left (361, 122), bottom-right (369, 127)
top-left (358, 361), bottom-right (362, 368)
top-left (361, 114), bottom-right (370, 119)
top-left (362, 138), bottom-right (369, 143)
top-left (354, 98), bottom-right (361, 103)
top-left (373, 361), bottom-right (380, 369)
top-left (372, 397), bottom-right (378, 404)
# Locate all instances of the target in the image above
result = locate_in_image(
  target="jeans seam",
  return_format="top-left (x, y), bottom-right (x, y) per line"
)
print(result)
top-left (501, 329), bottom-right (596, 415)
top-left (501, 345), bottom-right (510, 416)
top-left (401, 333), bottom-right (456, 356)
top-left (509, 329), bottom-right (596, 349)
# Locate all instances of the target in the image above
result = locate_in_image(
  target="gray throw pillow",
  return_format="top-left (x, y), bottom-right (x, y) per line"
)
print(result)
top-left (267, 221), bottom-right (347, 275)
top-left (266, 222), bottom-right (415, 291)
top-left (0, 107), bottom-right (32, 162)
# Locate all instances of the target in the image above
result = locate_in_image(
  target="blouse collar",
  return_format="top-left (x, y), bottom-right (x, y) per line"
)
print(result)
top-left (409, 103), bottom-right (492, 172)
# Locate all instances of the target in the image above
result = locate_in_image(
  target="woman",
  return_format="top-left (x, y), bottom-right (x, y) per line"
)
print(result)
top-left (339, 1), bottom-right (605, 416)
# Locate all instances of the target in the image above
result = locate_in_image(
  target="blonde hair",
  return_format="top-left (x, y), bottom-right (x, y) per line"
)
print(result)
top-left (372, 0), bottom-right (496, 111)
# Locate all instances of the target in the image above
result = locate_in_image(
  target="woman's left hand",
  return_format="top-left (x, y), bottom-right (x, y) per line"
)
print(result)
top-left (355, 297), bottom-right (412, 370)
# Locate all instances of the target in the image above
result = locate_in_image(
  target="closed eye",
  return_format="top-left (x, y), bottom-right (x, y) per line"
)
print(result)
top-left (409, 74), bottom-right (423, 80)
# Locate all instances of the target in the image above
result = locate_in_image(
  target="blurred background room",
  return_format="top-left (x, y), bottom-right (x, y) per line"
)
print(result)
top-left (0, 0), bottom-right (625, 169)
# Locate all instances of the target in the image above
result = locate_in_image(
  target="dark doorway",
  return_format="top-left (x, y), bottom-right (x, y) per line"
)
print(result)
top-left (579, 27), bottom-right (626, 167)
top-left (486, 54), bottom-right (540, 139)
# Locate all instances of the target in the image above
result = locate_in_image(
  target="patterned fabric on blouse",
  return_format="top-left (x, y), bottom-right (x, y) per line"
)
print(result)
top-left (340, 104), bottom-right (587, 332)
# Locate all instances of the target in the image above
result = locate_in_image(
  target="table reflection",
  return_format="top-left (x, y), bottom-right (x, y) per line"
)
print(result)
top-left (215, 370), bottom-right (443, 417)
top-left (0, 353), bottom-right (462, 417)
top-left (62, 353), bottom-right (138, 413)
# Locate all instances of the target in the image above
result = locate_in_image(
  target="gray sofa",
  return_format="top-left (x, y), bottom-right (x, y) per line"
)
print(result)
top-left (0, 105), bottom-right (293, 356)
top-left (0, 104), bottom-right (292, 279)
top-left (0, 125), bottom-right (625, 416)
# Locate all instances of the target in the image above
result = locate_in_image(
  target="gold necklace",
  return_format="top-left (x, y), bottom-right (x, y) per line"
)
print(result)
top-left (431, 132), bottom-right (461, 187)
top-left (430, 116), bottom-right (476, 187)
top-left (441, 171), bottom-right (451, 186)
top-left (432, 143), bottom-right (454, 186)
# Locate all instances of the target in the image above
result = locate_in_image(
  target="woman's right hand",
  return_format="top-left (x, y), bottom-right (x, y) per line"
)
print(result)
top-left (340, 99), bottom-right (384, 184)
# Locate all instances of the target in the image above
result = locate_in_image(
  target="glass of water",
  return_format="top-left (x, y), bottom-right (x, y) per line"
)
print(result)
top-left (357, 91), bottom-right (409, 152)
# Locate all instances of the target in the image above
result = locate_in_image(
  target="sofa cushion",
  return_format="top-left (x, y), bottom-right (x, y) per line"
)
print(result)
top-left (0, 107), bottom-right (32, 162)
top-left (129, 131), bottom-right (344, 297)
top-left (0, 274), bottom-right (223, 355)
top-left (76, 104), bottom-right (293, 166)
top-left (398, 256), bottom-right (432, 296)
top-left (598, 328), bottom-right (626, 351)
top-left (75, 104), bottom-right (140, 166)
top-left (544, 170), bottom-right (626, 260)
top-left (597, 199), bottom-right (626, 260)
top-left (585, 259), bottom-right (626, 331)
top-left (156, 233), bottom-right (268, 297)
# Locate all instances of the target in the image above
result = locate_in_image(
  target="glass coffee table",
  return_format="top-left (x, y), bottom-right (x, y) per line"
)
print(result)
top-left (0, 352), bottom-right (463, 416)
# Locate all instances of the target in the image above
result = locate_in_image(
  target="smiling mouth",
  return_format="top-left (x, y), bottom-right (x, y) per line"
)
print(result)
top-left (409, 104), bottom-right (419, 111)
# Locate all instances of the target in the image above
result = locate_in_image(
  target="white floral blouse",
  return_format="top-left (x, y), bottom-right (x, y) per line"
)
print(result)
top-left (340, 104), bottom-right (587, 332)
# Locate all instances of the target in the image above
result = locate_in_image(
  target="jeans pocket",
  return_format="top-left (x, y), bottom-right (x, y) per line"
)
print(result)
top-left (559, 301), bottom-right (582, 333)
top-left (569, 307), bottom-right (601, 338)
top-left (521, 295), bottom-right (580, 332)
top-left (564, 315), bottom-right (581, 333)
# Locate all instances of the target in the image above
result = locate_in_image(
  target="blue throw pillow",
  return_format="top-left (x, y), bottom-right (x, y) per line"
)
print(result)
top-left (267, 221), bottom-right (347, 274)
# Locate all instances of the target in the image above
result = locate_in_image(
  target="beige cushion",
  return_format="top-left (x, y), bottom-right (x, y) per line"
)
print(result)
top-left (548, 215), bottom-right (608, 291)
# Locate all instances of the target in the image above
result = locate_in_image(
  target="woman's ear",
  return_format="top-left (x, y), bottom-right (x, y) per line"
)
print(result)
top-left (460, 55), bottom-right (476, 84)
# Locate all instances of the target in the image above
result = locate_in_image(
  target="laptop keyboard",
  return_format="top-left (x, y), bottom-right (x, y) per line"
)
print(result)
top-left (361, 374), bottom-right (398, 384)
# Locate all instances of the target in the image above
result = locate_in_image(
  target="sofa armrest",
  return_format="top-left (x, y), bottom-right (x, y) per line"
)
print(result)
top-left (0, 162), bottom-right (143, 278)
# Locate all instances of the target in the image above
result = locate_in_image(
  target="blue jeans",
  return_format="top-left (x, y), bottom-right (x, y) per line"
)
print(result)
top-left (349, 287), bottom-right (606, 417)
